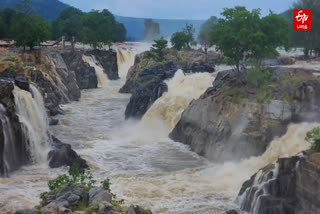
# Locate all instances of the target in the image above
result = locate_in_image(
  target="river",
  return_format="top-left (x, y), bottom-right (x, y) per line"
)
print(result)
top-left (0, 44), bottom-right (316, 214)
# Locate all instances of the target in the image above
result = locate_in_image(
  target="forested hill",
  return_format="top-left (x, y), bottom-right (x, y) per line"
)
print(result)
top-left (1, 0), bottom-right (205, 40)
top-left (0, 0), bottom-right (69, 21)
top-left (115, 15), bottom-right (205, 40)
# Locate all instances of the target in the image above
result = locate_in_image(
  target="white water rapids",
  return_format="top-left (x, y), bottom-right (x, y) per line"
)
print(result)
top-left (0, 45), bottom-right (317, 213)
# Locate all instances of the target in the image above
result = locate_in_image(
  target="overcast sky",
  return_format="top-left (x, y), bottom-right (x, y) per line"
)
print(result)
top-left (60, 0), bottom-right (296, 20)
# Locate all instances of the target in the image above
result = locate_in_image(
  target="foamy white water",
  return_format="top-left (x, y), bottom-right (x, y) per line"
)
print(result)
top-left (0, 44), bottom-right (316, 213)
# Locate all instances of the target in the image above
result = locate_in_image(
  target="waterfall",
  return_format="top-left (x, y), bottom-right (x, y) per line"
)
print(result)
top-left (0, 104), bottom-right (18, 176)
top-left (82, 55), bottom-right (108, 87)
top-left (13, 85), bottom-right (50, 164)
top-left (142, 70), bottom-right (216, 132)
top-left (116, 48), bottom-right (135, 78)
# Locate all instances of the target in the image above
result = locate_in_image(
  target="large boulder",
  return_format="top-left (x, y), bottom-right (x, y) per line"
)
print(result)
top-left (14, 76), bottom-right (30, 91)
top-left (170, 67), bottom-right (320, 162)
top-left (237, 152), bottom-right (320, 214)
top-left (62, 51), bottom-right (98, 89)
top-left (87, 49), bottom-right (119, 80)
top-left (48, 136), bottom-right (88, 169)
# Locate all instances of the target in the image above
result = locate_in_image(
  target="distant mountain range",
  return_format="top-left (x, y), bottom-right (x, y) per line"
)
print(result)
top-left (0, 0), bottom-right (69, 21)
top-left (0, 0), bottom-right (205, 40)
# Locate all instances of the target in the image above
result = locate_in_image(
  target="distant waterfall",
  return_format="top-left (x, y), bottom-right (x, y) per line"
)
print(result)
top-left (116, 49), bottom-right (135, 78)
top-left (13, 85), bottom-right (50, 164)
top-left (82, 55), bottom-right (108, 87)
top-left (0, 104), bottom-right (18, 176)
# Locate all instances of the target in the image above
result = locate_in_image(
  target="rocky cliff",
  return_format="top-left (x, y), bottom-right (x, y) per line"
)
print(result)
top-left (170, 67), bottom-right (320, 162)
top-left (0, 48), bottom-right (119, 176)
top-left (237, 152), bottom-right (320, 214)
top-left (123, 49), bottom-right (215, 119)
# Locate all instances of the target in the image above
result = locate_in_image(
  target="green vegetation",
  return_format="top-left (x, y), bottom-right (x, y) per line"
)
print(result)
top-left (306, 127), bottom-right (320, 152)
top-left (0, 0), bottom-right (50, 50)
top-left (0, 0), bottom-right (126, 50)
top-left (148, 37), bottom-right (168, 62)
top-left (211, 7), bottom-right (290, 71)
top-left (171, 23), bottom-right (196, 50)
top-left (246, 67), bottom-right (272, 88)
top-left (143, 19), bottom-right (160, 41)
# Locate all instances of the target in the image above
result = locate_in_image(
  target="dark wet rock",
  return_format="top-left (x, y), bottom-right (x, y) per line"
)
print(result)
top-left (128, 205), bottom-right (152, 214)
top-left (49, 118), bottom-right (59, 126)
top-left (15, 209), bottom-right (38, 214)
top-left (262, 56), bottom-right (296, 67)
top-left (124, 62), bottom-right (178, 119)
top-left (170, 67), bottom-right (320, 162)
top-left (48, 136), bottom-right (88, 169)
top-left (62, 51), bottom-right (98, 89)
top-left (226, 210), bottom-right (238, 214)
top-left (120, 49), bottom-right (215, 94)
top-left (14, 76), bottom-right (30, 91)
top-left (87, 49), bottom-right (119, 80)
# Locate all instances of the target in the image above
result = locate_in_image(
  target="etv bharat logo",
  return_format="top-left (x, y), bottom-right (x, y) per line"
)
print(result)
top-left (294, 9), bottom-right (311, 31)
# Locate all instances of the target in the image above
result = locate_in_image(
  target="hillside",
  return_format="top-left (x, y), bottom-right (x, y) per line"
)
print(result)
top-left (0, 0), bottom-right (70, 21)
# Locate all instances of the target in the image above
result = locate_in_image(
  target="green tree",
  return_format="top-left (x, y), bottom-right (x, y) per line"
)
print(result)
top-left (149, 37), bottom-right (168, 61)
top-left (183, 23), bottom-right (196, 48)
top-left (305, 127), bottom-right (320, 152)
top-left (198, 16), bottom-right (218, 54)
top-left (0, 8), bottom-right (17, 38)
top-left (11, 13), bottom-right (50, 50)
top-left (143, 19), bottom-right (160, 41)
top-left (211, 7), bottom-right (290, 71)
top-left (113, 22), bottom-right (127, 42)
top-left (171, 31), bottom-right (189, 50)
top-left (81, 10), bottom-right (113, 49)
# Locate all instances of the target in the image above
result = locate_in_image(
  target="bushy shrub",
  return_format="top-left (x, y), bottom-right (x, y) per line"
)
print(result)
top-left (305, 127), bottom-right (320, 152)
top-left (48, 165), bottom-right (96, 191)
top-left (246, 67), bottom-right (272, 88)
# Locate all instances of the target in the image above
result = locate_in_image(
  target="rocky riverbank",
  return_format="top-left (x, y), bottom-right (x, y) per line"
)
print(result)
top-left (122, 49), bottom-right (216, 119)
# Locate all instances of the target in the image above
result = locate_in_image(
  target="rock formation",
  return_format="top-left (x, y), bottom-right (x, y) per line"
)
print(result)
top-left (170, 67), bottom-right (320, 162)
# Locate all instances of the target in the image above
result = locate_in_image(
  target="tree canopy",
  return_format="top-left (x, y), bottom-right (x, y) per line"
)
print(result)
top-left (211, 6), bottom-right (290, 71)
top-left (149, 37), bottom-right (168, 62)
top-left (171, 23), bottom-right (196, 50)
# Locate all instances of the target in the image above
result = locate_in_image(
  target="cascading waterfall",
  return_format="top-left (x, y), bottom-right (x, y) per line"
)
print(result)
top-left (142, 70), bottom-right (216, 132)
top-left (0, 104), bottom-right (18, 176)
top-left (116, 48), bottom-right (135, 78)
top-left (13, 85), bottom-right (50, 164)
top-left (82, 55), bottom-right (108, 87)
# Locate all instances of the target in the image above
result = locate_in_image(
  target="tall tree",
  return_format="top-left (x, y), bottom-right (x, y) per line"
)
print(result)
top-left (183, 23), bottom-right (196, 48)
top-left (11, 13), bottom-right (50, 50)
top-left (149, 37), bottom-right (168, 62)
top-left (211, 7), bottom-right (290, 71)
top-left (143, 19), bottom-right (160, 41)
top-left (171, 32), bottom-right (189, 50)
top-left (81, 10), bottom-right (113, 49)
top-left (11, 0), bottom-right (50, 50)
top-left (0, 8), bottom-right (17, 38)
